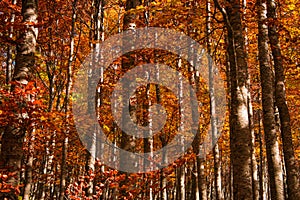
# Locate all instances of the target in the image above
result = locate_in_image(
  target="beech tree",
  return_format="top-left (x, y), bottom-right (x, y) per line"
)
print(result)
top-left (214, 0), bottom-right (254, 198)
top-left (257, 0), bottom-right (285, 198)
top-left (0, 0), bottom-right (38, 199)
top-left (266, 0), bottom-right (300, 199)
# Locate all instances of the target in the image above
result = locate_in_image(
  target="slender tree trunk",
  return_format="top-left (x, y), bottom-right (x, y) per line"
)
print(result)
top-left (224, 34), bottom-right (234, 200)
top-left (257, 0), bottom-right (285, 199)
top-left (6, 0), bottom-right (17, 85)
top-left (157, 68), bottom-right (168, 200)
top-left (250, 115), bottom-right (259, 200)
top-left (85, 0), bottom-right (104, 198)
top-left (120, 0), bottom-right (142, 162)
top-left (258, 106), bottom-right (266, 200)
top-left (206, 0), bottom-right (223, 199)
top-left (23, 134), bottom-right (35, 200)
top-left (175, 165), bottom-right (185, 200)
top-left (59, 137), bottom-right (68, 200)
top-left (191, 161), bottom-right (199, 200)
top-left (174, 58), bottom-right (185, 200)
top-left (244, 0), bottom-right (259, 196)
top-left (198, 158), bottom-right (207, 200)
top-left (179, 63), bottom-right (185, 200)
top-left (119, 0), bottom-right (142, 197)
top-left (188, 38), bottom-right (207, 200)
top-left (189, 76), bottom-right (200, 200)
top-left (266, 0), bottom-right (300, 199)
top-left (250, 108), bottom-right (259, 200)
top-left (59, 1), bottom-right (77, 199)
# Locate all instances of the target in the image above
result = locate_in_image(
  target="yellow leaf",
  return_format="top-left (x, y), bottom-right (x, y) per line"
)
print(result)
top-left (288, 4), bottom-right (295, 10)
top-left (40, 116), bottom-right (46, 121)
top-left (103, 125), bottom-right (110, 132)
top-left (136, 5), bottom-right (145, 10)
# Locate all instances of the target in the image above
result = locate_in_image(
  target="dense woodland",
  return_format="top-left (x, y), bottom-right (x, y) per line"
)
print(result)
top-left (0, 0), bottom-right (299, 199)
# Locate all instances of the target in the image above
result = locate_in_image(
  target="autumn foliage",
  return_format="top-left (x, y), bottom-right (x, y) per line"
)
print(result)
top-left (0, 0), bottom-right (299, 199)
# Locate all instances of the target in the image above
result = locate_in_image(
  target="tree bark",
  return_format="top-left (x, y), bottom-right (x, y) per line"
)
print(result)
top-left (6, 0), bottom-right (17, 85)
top-left (0, 1), bottom-right (38, 198)
top-left (225, 0), bottom-right (253, 198)
top-left (266, 0), bottom-right (300, 199)
top-left (119, 0), bottom-right (142, 197)
top-left (85, 0), bottom-right (104, 198)
top-left (23, 134), bottom-right (34, 200)
top-left (257, 0), bottom-right (285, 199)
top-left (59, 0), bottom-right (77, 199)
top-left (206, 0), bottom-right (223, 199)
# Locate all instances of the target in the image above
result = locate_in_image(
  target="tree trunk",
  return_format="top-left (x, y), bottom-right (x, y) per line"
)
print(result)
top-left (85, 0), bottom-right (104, 198)
top-left (206, 0), bottom-right (223, 199)
top-left (23, 134), bottom-right (34, 200)
top-left (59, 0), bottom-right (77, 199)
top-left (250, 111), bottom-right (259, 200)
top-left (216, 0), bottom-right (254, 198)
top-left (258, 107), bottom-right (266, 200)
top-left (213, 1), bottom-right (247, 198)
top-left (0, 1), bottom-right (38, 198)
top-left (266, 0), bottom-right (300, 199)
top-left (190, 64), bottom-right (207, 200)
top-left (119, 0), bottom-right (142, 197)
top-left (174, 58), bottom-right (185, 200)
top-left (6, 0), bottom-right (17, 85)
top-left (157, 68), bottom-right (168, 200)
top-left (257, 0), bottom-right (285, 199)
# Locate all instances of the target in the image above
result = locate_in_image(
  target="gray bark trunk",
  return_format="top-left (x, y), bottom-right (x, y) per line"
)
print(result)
top-left (257, 0), bottom-right (285, 199)
top-left (0, 1), bottom-right (38, 199)
top-left (214, 0), bottom-right (254, 198)
top-left (59, 0), bottom-right (77, 199)
top-left (119, 0), bottom-right (142, 197)
top-left (206, 0), bottom-right (223, 199)
top-left (6, 0), bottom-right (17, 85)
top-left (266, 0), bottom-right (300, 199)
top-left (23, 134), bottom-right (34, 200)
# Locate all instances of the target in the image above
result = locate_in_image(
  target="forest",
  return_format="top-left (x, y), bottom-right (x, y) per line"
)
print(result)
top-left (0, 0), bottom-right (299, 199)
